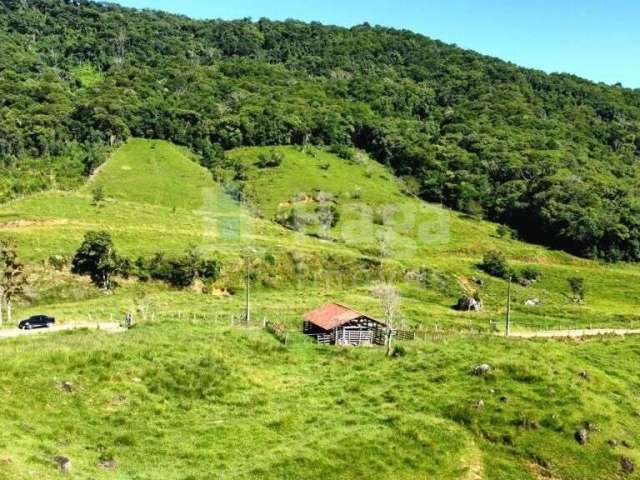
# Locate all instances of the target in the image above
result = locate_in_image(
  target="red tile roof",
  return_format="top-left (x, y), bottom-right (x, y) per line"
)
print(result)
top-left (304, 303), bottom-right (384, 331)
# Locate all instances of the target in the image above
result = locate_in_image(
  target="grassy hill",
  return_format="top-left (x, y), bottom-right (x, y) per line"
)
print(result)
top-left (3, 138), bottom-right (640, 330)
top-left (2, 139), bottom-right (640, 478)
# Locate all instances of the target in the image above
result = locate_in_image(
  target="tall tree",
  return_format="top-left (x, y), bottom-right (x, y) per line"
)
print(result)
top-left (71, 231), bottom-right (120, 290)
top-left (0, 239), bottom-right (27, 325)
top-left (371, 282), bottom-right (400, 356)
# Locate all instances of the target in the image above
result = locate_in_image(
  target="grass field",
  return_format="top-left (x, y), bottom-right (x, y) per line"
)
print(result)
top-left (1, 321), bottom-right (640, 479)
top-left (2, 139), bottom-right (640, 478)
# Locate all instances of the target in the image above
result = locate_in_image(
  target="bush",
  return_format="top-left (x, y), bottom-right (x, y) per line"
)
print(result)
top-left (275, 208), bottom-right (314, 232)
top-left (479, 250), bottom-right (510, 278)
top-left (256, 150), bottom-right (284, 168)
top-left (92, 185), bottom-right (105, 205)
top-left (328, 144), bottom-right (354, 161)
top-left (48, 255), bottom-right (68, 271)
top-left (316, 204), bottom-right (340, 229)
top-left (391, 344), bottom-right (407, 358)
top-left (496, 224), bottom-right (517, 239)
top-left (134, 249), bottom-right (221, 288)
top-left (519, 266), bottom-right (541, 283)
top-left (568, 277), bottom-right (586, 303)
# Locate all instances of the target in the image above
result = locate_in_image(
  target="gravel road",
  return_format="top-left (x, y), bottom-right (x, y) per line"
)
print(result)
top-left (0, 322), bottom-right (125, 339)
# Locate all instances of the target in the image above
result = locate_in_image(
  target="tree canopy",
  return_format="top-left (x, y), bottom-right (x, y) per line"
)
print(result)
top-left (2, 0), bottom-right (640, 261)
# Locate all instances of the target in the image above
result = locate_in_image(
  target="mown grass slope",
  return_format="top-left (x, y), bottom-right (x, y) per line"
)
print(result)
top-left (0, 140), bottom-right (349, 264)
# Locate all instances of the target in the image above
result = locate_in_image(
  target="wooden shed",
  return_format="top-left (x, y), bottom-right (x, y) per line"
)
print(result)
top-left (303, 303), bottom-right (387, 346)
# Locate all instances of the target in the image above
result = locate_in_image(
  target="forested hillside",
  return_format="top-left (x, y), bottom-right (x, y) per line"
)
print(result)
top-left (2, 0), bottom-right (640, 260)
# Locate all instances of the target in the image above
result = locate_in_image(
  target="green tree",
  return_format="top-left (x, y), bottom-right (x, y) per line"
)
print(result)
top-left (71, 231), bottom-right (120, 290)
top-left (92, 185), bottom-right (106, 206)
top-left (0, 239), bottom-right (28, 325)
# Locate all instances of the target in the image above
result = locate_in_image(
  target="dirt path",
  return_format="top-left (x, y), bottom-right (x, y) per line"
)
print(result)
top-left (508, 328), bottom-right (640, 339)
top-left (461, 440), bottom-right (485, 480)
top-left (0, 322), bottom-right (125, 339)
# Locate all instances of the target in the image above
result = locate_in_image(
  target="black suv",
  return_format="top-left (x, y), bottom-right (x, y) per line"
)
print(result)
top-left (19, 315), bottom-right (55, 330)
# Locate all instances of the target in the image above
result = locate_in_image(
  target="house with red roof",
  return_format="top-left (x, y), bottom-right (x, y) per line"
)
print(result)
top-left (303, 303), bottom-right (388, 346)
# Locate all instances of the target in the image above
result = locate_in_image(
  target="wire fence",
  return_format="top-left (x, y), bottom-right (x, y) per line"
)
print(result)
top-left (65, 307), bottom-right (640, 343)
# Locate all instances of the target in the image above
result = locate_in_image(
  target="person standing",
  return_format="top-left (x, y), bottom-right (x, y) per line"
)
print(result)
top-left (124, 312), bottom-right (132, 329)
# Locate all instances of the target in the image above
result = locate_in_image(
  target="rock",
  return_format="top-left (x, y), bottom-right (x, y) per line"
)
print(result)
top-left (53, 456), bottom-right (71, 473)
top-left (475, 400), bottom-right (485, 410)
top-left (524, 298), bottom-right (541, 306)
top-left (98, 459), bottom-right (117, 470)
top-left (585, 422), bottom-right (600, 432)
top-left (575, 429), bottom-right (588, 445)
top-left (500, 396), bottom-right (509, 403)
top-left (622, 440), bottom-right (633, 449)
top-left (621, 456), bottom-right (635, 474)
top-left (579, 371), bottom-right (589, 380)
top-left (60, 381), bottom-right (74, 393)
top-left (0, 458), bottom-right (12, 465)
top-left (473, 364), bottom-right (492, 376)
top-left (608, 439), bottom-right (619, 447)
top-left (455, 296), bottom-right (483, 312)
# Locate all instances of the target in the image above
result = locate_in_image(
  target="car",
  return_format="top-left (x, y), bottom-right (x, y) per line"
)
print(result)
top-left (18, 315), bottom-right (55, 330)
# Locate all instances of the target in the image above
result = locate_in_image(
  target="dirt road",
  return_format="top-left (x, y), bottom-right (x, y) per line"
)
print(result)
top-left (0, 322), bottom-right (125, 339)
top-left (508, 328), bottom-right (640, 339)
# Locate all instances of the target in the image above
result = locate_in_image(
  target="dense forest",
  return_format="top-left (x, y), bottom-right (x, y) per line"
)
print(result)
top-left (2, 0), bottom-right (640, 261)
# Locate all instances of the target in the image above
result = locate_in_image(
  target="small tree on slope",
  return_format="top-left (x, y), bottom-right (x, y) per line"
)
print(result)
top-left (371, 282), bottom-right (400, 356)
top-left (0, 239), bottom-right (27, 326)
top-left (71, 231), bottom-right (120, 290)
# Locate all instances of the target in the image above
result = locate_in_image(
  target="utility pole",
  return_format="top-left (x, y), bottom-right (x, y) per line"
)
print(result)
top-left (244, 256), bottom-right (251, 326)
top-left (505, 275), bottom-right (512, 337)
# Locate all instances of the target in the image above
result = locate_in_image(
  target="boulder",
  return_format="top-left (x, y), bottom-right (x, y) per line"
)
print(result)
top-left (60, 381), bottom-right (74, 393)
top-left (474, 400), bottom-right (485, 410)
top-left (621, 457), bottom-right (635, 474)
top-left (456, 296), bottom-right (483, 312)
top-left (575, 429), bottom-right (588, 445)
top-left (53, 456), bottom-right (71, 473)
top-left (473, 364), bottom-right (492, 376)
top-left (524, 298), bottom-right (541, 306)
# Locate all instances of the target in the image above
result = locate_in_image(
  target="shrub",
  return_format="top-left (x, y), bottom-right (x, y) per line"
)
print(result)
top-left (480, 250), bottom-right (510, 278)
top-left (48, 255), bottom-right (68, 271)
top-left (520, 266), bottom-right (541, 283)
top-left (275, 208), bottom-right (314, 232)
top-left (316, 204), bottom-right (340, 229)
top-left (373, 210), bottom-right (385, 226)
top-left (134, 249), bottom-right (221, 288)
top-left (391, 344), bottom-right (407, 357)
top-left (497, 224), bottom-right (517, 239)
top-left (328, 144), bottom-right (354, 161)
top-left (92, 185), bottom-right (105, 205)
top-left (568, 276), bottom-right (586, 303)
top-left (256, 150), bottom-right (283, 168)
